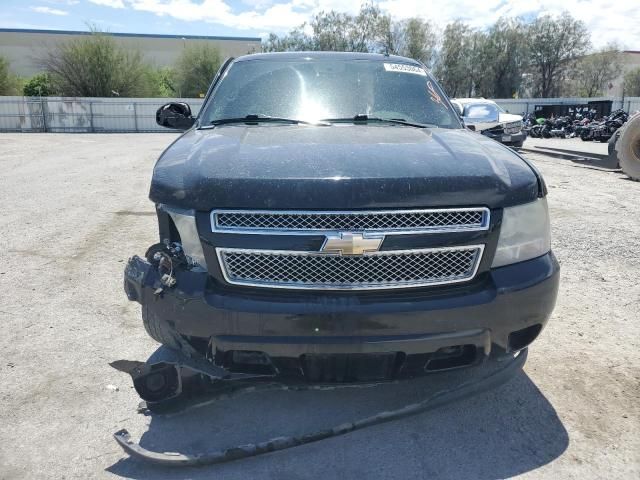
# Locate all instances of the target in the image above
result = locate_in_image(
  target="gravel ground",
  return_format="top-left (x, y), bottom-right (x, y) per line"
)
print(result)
top-left (0, 133), bottom-right (638, 479)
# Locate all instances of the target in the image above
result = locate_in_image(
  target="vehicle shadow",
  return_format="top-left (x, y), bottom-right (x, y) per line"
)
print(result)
top-left (521, 146), bottom-right (619, 169)
top-left (107, 347), bottom-right (568, 480)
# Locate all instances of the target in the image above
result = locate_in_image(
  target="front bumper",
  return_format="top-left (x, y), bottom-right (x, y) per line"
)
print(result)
top-left (125, 252), bottom-right (559, 380)
top-left (482, 129), bottom-right (526, 146)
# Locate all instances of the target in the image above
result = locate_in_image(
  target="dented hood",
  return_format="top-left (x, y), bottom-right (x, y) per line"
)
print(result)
top-left (150, 125), bottom-right (539, 210)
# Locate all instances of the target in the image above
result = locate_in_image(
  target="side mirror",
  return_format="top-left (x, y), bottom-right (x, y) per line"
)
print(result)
top-left (466, 124), bottom-right (476, 132)
top-left (156, 102), bottom-right (196, 130)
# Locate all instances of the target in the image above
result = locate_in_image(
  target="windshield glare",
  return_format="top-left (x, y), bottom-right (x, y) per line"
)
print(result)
top-left (202, 59), bottom-right (460, 128)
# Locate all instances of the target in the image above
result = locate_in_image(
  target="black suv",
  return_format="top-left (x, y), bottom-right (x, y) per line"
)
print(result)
top-left (124, 52), bottom-right (559, 383)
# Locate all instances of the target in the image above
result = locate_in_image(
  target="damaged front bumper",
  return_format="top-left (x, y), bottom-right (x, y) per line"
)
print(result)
top-left (112, 348), bottom-right (528, 466)
top-left (481, 128), bottom-right (526, 146)
top-left (124, 250), bottom-right (559, 382)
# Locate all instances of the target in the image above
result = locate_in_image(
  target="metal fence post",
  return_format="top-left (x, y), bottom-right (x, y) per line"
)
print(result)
top-left (89, 101), bottom-right (94, 133)
top-left (133, 102), bottom-right (139, 132)
top-left (40, 96), bottom-right (48, 133)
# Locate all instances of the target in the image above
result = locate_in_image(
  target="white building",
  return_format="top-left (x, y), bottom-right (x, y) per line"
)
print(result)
top-left (0, 28), bottom-right (262, 77)
top-left (610, 51), bottom-right (640, 97)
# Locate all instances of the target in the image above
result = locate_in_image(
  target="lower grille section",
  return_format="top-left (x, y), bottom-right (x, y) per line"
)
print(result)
top-left (301, 353), bottom-right (399, 382)
top-left (217, 245), bottom-right (484, 290)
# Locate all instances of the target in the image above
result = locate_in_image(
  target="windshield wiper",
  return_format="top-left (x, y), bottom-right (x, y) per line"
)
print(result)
top-left (206, 114), bottom-right (330, 127)
top-left (322, 114), bottom-right (436, 128)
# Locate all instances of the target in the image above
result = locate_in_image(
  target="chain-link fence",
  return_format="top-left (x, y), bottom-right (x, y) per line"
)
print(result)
top-left (1, 95), bottom-right (639, 133)
top-left (0, 96), bottom-right (204, 133)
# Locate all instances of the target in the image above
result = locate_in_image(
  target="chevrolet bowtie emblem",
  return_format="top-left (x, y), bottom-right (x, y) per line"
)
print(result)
top-left (321, 233), bottom-right (384, 255)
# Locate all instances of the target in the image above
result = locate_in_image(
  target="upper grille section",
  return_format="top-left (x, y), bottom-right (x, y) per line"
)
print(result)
top-left (212, 208), bottom-right (490, 234)
top-left (217, 246), bottom-right (484, 290)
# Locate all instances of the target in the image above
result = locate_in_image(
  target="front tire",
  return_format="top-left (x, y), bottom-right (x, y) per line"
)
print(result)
top-left (616, 113), bottom-right (640, 181)
top-left (142, 304), bottom-right (181, 350)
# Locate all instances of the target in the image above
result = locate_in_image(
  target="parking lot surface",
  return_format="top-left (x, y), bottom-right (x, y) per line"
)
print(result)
top-left (0, 134), bottom-right (638, 479)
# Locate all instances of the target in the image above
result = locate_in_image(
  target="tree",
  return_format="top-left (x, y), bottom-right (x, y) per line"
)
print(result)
top-left (174, 43), bottom-right (223, 98)
top-left (476, 17), bottom-right (528, 98)
top-left (41, 31), bottom-right (156, 97)
top-left (435, 21), bottom-right (481, 97)
top-left (528, 13), bottom-right (590, 97)
top-left (378, 15), bottom-right (399, 55)
top-left (390, 18), bottom-right (438, 67)
top-left (263, 33), bottom-right (291, 52)
top-left (0, 56), bottom-right (21, 95)
top-left (624, 67), bottom-right (640, 97)
top-left (309, 10), bottom-right (353, 51)
top-left (465, 31), bottom-right (487, 97)
top-left (348, 3), bottom-right (387, 53)
top-left (23, 73), bottom-right (55, 96)
top-left (151, 66), bottom-right (177, 97)
top-left (571, 44), bottom-right (622, 97)
top-left (262, 3), bottom-right (388, 53)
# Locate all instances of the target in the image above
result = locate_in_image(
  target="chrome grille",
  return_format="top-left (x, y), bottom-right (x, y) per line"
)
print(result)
top-left (217, 246), bottom-right (484, 290)
top-left (504, 121), bottom-right (522, 134)
top-left (212, 208), bottom-right (489, 234)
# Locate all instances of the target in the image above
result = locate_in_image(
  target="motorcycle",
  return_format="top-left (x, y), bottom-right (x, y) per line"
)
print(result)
top-left (580, 110), bottom-right (628, 142)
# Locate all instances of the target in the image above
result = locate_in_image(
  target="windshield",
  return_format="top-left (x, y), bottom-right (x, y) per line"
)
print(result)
top-left (463, 102), bottom-right (503, 121)
top-left (201, 58), bottom-right (461, 128)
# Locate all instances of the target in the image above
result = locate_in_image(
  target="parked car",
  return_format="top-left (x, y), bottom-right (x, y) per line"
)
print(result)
top-left (124, 52), bottom-right (559, 385)
top-left (451, 98), bottom-right (526, 148)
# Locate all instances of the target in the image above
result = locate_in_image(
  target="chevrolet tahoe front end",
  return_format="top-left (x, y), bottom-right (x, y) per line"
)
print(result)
top-left (124, 52), bottom-right (559, 383)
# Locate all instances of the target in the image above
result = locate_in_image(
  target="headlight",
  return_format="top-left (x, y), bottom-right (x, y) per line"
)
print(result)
top-left (505, 121), bottom-right (522, 134)
top-left (163, 206), bottom-right (207, 270)
top-left (492, 198), bottom-right (551, 268)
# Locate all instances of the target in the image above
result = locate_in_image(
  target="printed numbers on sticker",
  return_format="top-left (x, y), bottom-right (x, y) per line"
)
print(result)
top-left (383, 63), bottom-right (427, 76)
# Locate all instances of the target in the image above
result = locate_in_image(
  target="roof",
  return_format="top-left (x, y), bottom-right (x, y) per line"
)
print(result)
top-left (0, 28), bottom-right (261, 42)
top-left (234, 51), bottom-right (421, 64)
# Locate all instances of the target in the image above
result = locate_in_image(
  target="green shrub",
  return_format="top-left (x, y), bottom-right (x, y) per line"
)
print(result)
top-left (41, 32), bottom-right (157, 97)
top-left (23, 73), bottom-right (55, 96)
top-left (174, 44), bottom-right (222, 98)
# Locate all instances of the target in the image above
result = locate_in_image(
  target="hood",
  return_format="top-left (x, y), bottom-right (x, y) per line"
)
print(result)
top-left (150, 125), bottom-right (539, 210)
top-left (469, 112), bottom-right (522, 132)
top-left (499, 113), bottom-right (523, 124)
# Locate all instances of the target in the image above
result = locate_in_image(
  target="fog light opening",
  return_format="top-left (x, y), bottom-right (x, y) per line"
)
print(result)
top-left (508, 324), bottom-right (542, 351)
top-left (223, 350), bottom-right (276, 375)
top-left (425, 344), bottom-right (477, 371)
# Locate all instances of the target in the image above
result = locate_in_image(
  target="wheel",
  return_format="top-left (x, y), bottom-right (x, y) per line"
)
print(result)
top-left (142, 304), bottom-right (181, 350)
top-left (616, 113), bottom-right (640, 181)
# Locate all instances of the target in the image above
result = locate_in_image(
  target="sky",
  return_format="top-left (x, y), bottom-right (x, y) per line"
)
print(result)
top-left (2, 0), bottom-right (639, 49)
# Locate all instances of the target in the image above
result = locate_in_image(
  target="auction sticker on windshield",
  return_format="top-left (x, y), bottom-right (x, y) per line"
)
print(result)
top-left (383, 63), bottom-right (427, 76)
